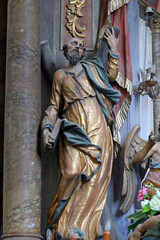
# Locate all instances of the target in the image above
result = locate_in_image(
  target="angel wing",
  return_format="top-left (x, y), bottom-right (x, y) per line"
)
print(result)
top-left (120, 125), bottom-right (147, 213)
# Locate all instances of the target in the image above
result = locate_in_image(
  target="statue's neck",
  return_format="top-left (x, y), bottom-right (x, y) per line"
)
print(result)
top-left (65, 62), bottom-right (83, 76)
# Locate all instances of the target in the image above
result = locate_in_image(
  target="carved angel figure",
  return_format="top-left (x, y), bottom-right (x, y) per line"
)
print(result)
top-left (120, 124), bottom-right (160, 240)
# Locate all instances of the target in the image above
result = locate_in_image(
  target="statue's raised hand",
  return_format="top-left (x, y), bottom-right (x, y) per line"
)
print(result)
top-left (103, 27), bottom-right (119, 54)
top-left (148, 130), bottom-right (160, 144)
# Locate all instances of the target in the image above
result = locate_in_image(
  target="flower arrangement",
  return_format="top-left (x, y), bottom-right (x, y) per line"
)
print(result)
top-left (126, 183), bottom-right (160, 234)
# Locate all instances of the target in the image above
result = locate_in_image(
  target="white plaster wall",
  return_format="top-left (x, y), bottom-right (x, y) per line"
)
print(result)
top-left (139, 18), bottom-right (153, 140)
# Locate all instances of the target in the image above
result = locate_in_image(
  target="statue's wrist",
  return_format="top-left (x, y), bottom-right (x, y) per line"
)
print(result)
top-left (110, 48), bottom-right (117, 54)
top-left (109, 50), bottom-right (120, 59)
top-left (42, 123), bottom-right (53, 132)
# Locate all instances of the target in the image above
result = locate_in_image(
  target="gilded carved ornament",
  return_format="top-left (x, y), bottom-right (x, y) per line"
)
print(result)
top-left (65, 0), bottom-right (86, 41)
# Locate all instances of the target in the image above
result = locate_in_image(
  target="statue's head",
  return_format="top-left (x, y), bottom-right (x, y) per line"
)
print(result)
top-left (63, 38), bottom-right (86, 66)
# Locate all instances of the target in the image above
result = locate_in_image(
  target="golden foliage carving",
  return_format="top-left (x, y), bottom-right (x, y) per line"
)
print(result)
top-left (66, 0), bottom-right (86, 41)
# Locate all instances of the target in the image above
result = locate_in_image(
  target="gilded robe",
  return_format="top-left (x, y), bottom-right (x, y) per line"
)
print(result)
top-left (42, 54), bottom-right (121, 240)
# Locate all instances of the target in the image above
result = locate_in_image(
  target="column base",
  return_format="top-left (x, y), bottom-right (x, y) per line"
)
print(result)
top-left (1, 234), bottom-right (43, 240)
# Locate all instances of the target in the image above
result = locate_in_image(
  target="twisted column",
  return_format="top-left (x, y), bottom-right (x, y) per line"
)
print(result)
top-left (153, 21), bottom-right (160, 135)
top-left (3, 1), bottom-right (41, 239)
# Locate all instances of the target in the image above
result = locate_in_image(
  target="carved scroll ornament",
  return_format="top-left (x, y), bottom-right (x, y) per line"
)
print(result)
top-left (66, 0), bottom-right (86, 41)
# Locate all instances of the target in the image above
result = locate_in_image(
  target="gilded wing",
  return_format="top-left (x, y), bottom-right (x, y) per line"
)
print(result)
top-left (120, 125), bottom-right (147, 213)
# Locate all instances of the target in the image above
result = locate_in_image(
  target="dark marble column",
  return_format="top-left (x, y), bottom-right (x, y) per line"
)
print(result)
top-left (3, 1), bottom-right (42, 240)
top-left (153, 21), bottom-right (160, 135)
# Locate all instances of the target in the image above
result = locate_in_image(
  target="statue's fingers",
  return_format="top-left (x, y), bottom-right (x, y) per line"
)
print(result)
top-left (44, 141), bottom-right (49, 152)
top-left (49, 134), bottom-right (54, 140)
top-left (103, 35), bottom-right (109, 41)
top-left (111, 26), bottom-right (115, 36)
top-left (149, 131), bottom-right (154, 139)
top-left (46, 142), bottom-right (52, 149)
top-left (105, 28), bottom-right (111, 36)
top-left (48, 137), bottom-right (55, 144)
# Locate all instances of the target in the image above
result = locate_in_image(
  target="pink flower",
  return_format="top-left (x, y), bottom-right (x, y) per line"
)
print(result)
top-left (137, 186), bottom-right (148, 202)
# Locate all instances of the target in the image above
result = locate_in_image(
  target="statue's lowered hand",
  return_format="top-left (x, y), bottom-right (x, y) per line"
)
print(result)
top-left (43, 128), bottom-right (53, 153)
top-left (45, 118), bottom-right (63, 154)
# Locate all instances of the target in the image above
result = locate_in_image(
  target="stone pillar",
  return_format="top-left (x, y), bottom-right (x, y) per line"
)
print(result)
top-left (0, 0), bottom-right (7, 233)
top-left (3, 1), bottom-right (42, 240)
top-left (153, 21), bottom-right (160, 135)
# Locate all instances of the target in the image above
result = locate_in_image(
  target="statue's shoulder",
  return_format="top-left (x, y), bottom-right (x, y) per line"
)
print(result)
top-left (54, 68), bottom-right (67, 83)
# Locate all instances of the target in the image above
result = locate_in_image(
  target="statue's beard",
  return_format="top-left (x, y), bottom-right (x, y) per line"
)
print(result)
top-left (66, 49), bottom-right (84, 66)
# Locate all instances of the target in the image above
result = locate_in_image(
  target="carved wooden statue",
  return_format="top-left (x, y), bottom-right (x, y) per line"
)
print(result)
top-left (41, 28), bottom-right (121, 240)
top-left (121, 124), bottom-right (160, 240)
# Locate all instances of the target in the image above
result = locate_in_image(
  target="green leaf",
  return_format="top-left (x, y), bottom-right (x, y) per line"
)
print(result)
top-left (134, 212), bottom-right (150, 221)
top-left (127, 218), bottom-right (145, 234)
top-left (142, 204), bottom-right (151, 213)
top-left (127, 213), bottom-right (150, 235)
top-left (150, 210), bottom-right (157, 215)
top-left (143, 194), bottom-right (149, 198)
top-left (126, 211), bottom-right (149, 221)
top-left (125, 211), bottom-right (143, 220)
